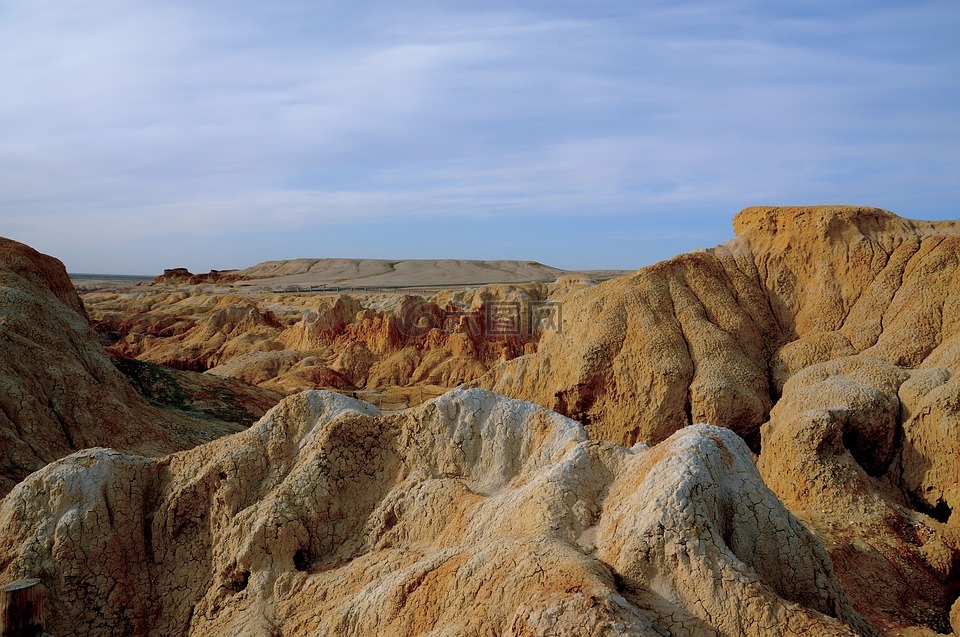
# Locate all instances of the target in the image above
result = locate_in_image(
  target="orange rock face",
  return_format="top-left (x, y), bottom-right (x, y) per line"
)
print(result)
top-left (85, 282), bottom-right (558, 398)
top-left (481, 206), bottom-right (960, 634)
top-left (485, 207), bottom-right (959, 444)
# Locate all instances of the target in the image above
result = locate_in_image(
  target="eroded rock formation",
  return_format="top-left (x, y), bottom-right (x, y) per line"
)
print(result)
top-left (0, 238), bottom-right (277, 496)
top-left (87, 284), bottom-right (559, 396)
top-left (0, 389), bottom-right (876, 636)
top-left (481, 206), bottom-right (960, 634)
top-left (3, 207), bottom-right (958, 635)
top-left (483, 206), bottom-right (958, 443)
top-left (152, 268), bottom-right (241, 285)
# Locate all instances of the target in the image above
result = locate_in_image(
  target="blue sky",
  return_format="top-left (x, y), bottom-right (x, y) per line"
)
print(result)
top-left (1, 1), bottom-right (958, 274)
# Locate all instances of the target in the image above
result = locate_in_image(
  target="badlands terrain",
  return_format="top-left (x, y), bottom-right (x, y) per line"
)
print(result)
top-left (0, 205), bottom-right (956, 635)
top-left (81, 257), bottom-right (615, 402)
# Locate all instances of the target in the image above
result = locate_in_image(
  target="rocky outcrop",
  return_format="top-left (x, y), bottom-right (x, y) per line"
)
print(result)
top-left (279, 295), bottom-right (364, 349)
top-left (0, 238), bottom-right (273, 497)
top-left (152, 268), bottom-right (241, 285)
top-left (87, 285), bottom-right (555, 394)
top-left (758, 356), bottom-right (960, 634)
top-left (24, 207), bottom-right (960, 634)
top-left (153, 267), bottom-right (194, 283)
top-left (4, 208), bottom-right (958, 635)
top-left (479, 206), bottom-right (960, 633)
top-left (112, 356), bottom-right (281, 429)
top-left (102, 293), bottom-right (285, 372)
top-left (483, 206), bottom-right (960, 447)
top-left (0, 389), bottom-right (875, 636)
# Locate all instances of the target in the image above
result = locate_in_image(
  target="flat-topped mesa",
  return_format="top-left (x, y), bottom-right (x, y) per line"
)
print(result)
top-left (152, 268), bottom-right (241, 285)
top-left (225, 258), bottom-right (632, 290)
top-left (155, 267), bottom-right (194, 282)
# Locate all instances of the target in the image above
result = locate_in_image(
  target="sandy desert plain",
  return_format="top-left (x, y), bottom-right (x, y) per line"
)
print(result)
top-left (0, 205), bottom-right (958, 636)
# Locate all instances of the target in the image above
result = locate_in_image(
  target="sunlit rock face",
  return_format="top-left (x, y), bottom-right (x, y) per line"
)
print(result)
top-left (0, 389), bottom-right (874, 636)
top-left (482, 206), bottom-right (960, 634)
top-left (484, 206), bottom-right (960, 447)
top-left (3, 206), bottom-right (959, 635)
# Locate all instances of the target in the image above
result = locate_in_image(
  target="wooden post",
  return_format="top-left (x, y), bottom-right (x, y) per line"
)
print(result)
top-left (0, 578), bottom-right (46, 637)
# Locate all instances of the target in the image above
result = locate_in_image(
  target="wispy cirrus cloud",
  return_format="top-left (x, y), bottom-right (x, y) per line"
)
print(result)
top-left (0, 0), bottom-right (957, 272)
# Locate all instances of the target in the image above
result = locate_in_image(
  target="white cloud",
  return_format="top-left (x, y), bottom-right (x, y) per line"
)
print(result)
top-left (0, 0), bottom-right (958, 271)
